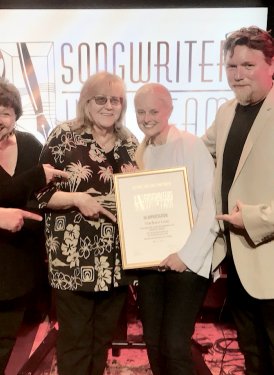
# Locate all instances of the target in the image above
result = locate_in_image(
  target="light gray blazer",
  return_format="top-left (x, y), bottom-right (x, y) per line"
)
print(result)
top-left (203, 84), bottom-right (274, 299)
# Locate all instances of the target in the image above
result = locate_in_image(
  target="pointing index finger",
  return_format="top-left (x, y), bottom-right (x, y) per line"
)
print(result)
top-left (99, 207), bottom-right (116, 222)
top-left (21, 210), bottom-right (43, 222)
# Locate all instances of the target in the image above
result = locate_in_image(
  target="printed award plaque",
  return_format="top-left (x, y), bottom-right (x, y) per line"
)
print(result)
top-left (114, 167), bottom-right (193, 269)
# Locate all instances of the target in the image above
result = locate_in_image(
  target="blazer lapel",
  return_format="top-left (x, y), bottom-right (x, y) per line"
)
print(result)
top-left (215, 100), bottom-right (237, 216)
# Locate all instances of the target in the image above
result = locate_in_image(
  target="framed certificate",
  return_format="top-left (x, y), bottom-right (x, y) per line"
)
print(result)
top-left (113, 167), bottom-right (193, 269)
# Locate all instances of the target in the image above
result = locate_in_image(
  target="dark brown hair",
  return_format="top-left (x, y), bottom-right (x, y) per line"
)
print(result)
top-left (224, 26), bottom-right (274, 64)
top-left (0, 78), bottom-right (23, 120)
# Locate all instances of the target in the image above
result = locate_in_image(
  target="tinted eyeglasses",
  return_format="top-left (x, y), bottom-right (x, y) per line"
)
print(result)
top-left (89, 95), bottom-right (123, 106)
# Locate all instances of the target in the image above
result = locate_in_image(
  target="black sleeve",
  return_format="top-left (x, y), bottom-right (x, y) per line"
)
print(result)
top-left (0, 165), bottom-right (46, 207)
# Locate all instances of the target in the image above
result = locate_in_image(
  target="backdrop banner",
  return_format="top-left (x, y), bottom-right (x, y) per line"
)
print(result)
top-left (0, 8), bottom-right (267, 142)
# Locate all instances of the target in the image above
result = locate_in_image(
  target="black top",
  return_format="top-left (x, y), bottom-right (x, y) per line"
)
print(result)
top-left (0, 131), bottom-right (45, 300)
top-left (0, 165), bottom-right (45, 207)
top-left (221, 100), bottom-right (264, 215)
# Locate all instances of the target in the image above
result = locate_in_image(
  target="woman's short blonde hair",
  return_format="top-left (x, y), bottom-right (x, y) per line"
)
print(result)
top-left (134, 82), bottom-right (173, 112)
top-left (134, 83), bottom-right (173, 169)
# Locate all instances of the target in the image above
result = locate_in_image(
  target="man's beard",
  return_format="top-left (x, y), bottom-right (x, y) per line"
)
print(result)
top-left (233, 87), bottom-right (253, 106)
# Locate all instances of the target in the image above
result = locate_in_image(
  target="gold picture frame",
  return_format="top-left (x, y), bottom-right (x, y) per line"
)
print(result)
top-left (114, 167), bottom-right (193, 269)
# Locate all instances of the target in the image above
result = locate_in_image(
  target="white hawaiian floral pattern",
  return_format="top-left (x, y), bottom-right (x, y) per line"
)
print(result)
top-left (38, 122), bottom-right (138, 291)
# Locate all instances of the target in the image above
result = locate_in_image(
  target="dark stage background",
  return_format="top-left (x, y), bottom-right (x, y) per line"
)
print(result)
top-left (1, 0), bottom-right (274, 32)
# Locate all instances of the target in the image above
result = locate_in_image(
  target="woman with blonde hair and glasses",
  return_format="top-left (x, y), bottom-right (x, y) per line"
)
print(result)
top-left (37, 71), bottom-right (138, 375)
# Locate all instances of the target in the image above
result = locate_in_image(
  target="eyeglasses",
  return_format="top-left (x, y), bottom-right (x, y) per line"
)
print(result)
top-left (89, 95), bottom-right (123, 106)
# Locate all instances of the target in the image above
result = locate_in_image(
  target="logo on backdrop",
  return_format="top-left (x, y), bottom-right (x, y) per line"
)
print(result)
top-left (0, 38), bottom-right (232, 142)
top-left (0, 42), bottom-right (54, 141)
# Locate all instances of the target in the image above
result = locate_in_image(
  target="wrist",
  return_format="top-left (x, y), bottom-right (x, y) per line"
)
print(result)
top-left (72, 192), bottom-right (84, 208)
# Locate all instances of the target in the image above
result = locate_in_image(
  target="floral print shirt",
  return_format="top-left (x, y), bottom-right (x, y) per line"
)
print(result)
top-left (37, 122), bottom-right (138, 292)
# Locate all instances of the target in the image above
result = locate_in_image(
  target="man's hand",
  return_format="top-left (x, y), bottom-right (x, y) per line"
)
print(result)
top-left (159, 253), bottom-right (187, 273)
top-left (216, 200), bottom-right (245, 228)
top-left (0, 208), bottom-right (43, 232)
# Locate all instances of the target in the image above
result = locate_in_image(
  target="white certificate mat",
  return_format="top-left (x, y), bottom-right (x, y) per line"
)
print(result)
top-left (114, 167), bottom-right (193, 269)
